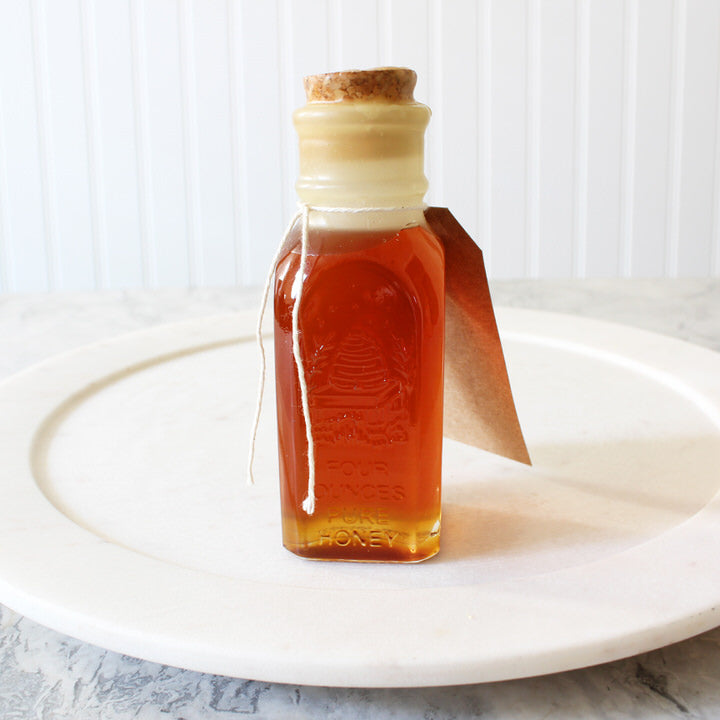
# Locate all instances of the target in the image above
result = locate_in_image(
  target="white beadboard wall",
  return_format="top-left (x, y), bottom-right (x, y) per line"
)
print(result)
top-left (1, 0), bottom-right (720, 292)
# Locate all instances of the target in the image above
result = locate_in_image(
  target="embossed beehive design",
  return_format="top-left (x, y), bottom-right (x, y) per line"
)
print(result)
top-left (311, 329), bottom-right (410, 445)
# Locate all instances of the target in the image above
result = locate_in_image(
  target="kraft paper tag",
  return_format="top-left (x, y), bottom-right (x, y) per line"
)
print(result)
top-left (425, 207), bottom-right (531, 465)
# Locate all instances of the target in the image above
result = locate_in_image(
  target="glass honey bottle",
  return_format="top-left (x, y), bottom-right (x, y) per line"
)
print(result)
top-left (274, 68), bottom-right (444, 562)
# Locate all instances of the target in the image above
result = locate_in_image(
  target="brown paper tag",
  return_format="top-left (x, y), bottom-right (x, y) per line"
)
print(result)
top-left (425, 207), bottom-right (531, 465)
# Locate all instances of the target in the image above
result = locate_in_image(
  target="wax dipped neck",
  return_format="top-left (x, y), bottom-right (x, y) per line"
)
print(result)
top-left (293, 68), bottom-right (431, 230)
top-left (298, 205), bottom-right (428, 233)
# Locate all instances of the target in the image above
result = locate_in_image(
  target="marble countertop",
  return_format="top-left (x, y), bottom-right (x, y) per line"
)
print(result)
top-left (1, 279), bottom-right (720, 719)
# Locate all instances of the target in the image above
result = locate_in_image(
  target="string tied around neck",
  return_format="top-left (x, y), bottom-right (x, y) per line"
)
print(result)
top-left (247, 203), bottom-right (427, 515)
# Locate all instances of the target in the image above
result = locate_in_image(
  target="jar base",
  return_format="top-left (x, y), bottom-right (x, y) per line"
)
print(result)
top-left (283, 535), bottom-right (440, 563)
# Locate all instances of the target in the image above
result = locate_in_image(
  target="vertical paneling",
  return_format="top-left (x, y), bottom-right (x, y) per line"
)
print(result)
top-left (0, 1), bottom-right (48, 291)
top-left (336, 0), bottom-right (380, 69)
top-left (178, 0), bottom-right (202, 286)
top-left (2, 0), bottom-right (720, 291)
top-left (95, 0), bottom-right (143, 289)
top-left (43, 0), bottom-right (96, 290)
top-left (277, 0), bottom-right (294, 226)
top-left (678, 0), bottom-right (720, 276)
top-left (385, 0), bottom-right (430, 101)
top-left (526, 0), bottom-right (541, 277)
top-left (632, 0), bottom-right (673, 277)
top-left (491, 0), bottom-right (527, 278)
top-left (478, 0), bottom-right (493, 261)
top-left (189, 0), bottom-right (235, 286)
top-left (428, 0), bottom-right (444, 207)
top-left (0, 97), bottom-right (9, 292)
top-left (289, 8), bottom-right (332, 103)
top-left (290, 5), bottom-right (331, 140)
top-left (714, 28), bottom-right (720, 277)
top-left (572, 0), bottom-right (590, 278)
top-left (227, 0), bottom-right (245, 285)
top-left (538, 0), bottom-right (575, 277)
top-left (234, 2), bottom-right (284, 286)
top-left (619, 0), bottom-right (638, 277)
top-left (665, 0), bottom-right (686, 276)
top-left (585, 0), bottom-right (624, 277)
top-left (79, 0), bottom-right (105, 288)
top-left (279, 0), bottom-right (331, 224)
top-left (440, 0), bottom-right (479, 241)
top-left (141, 0), bottom-right (188, 286)
top-left (29, 0), bottom-right (56, 290)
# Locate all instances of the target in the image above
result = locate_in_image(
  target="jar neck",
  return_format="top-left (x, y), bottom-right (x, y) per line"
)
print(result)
top-left (301, 206), bottom-right (427, 233)
top-left (293, 99), bottom-right (431, 226)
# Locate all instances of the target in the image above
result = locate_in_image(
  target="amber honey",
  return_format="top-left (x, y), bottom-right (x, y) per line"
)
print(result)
top-left (274, 221), bottom-right (444, 561)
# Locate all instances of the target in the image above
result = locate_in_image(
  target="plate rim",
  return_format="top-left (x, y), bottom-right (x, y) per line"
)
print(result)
top-left (0, 307), bottom-right (719, 687)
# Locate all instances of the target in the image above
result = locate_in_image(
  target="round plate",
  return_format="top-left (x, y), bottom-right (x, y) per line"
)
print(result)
top-left (0, 308), bottom-right (719, 687)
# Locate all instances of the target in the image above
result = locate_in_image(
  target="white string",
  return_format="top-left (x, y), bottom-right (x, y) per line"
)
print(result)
top-left (294, 207), bottom-right (316, 514)
top-left (247, 203), bottom-right (427, 515)
top-left (246, 210), bottom-right (301, 486)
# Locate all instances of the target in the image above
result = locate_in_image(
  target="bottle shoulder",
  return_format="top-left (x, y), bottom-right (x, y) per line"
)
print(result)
top-left (276, 221), bottom-right (443, 273)
top-left (274, 223), bottom-right (444, 331)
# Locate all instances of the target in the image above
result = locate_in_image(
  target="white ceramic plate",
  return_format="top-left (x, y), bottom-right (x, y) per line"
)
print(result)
top-left (0, 308), bottom-right (719, 688)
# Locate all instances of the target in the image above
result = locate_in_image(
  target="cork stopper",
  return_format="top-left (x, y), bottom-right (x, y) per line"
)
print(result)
top-left (303, 67), bottom-right (417, 103)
